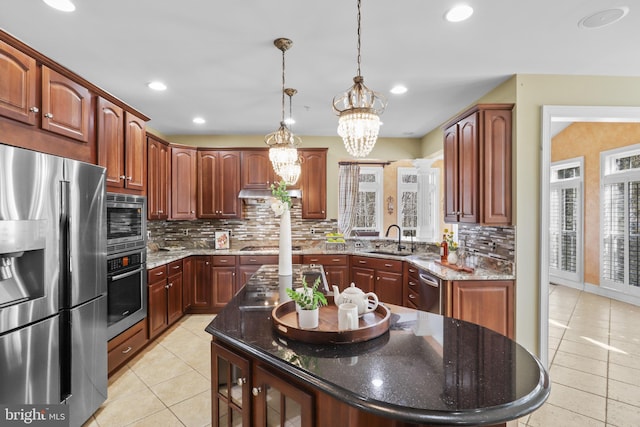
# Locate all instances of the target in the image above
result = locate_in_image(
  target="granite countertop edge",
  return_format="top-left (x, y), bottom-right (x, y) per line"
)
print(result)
top-left (146, 248), bottom-right (515, 281)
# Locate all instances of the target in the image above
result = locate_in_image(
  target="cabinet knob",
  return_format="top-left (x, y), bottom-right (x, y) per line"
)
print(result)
top-left (168, 282), bottom-right (173, 287)
top-left (126, 176), bottom-right (133, 181)
top-left (165, 284), bottom-right (170, 289)
top-left (29, 107), bottom-right (39, 113)
top-left (119, 175), bottom-right (126, 180)
top-left (191, 210), bottom-right (195, 214)
top-left (237, 377), bottom-right (247, 386)
top-left (409, 294), bottom-right (416, 299)
top-left (252, 387), bottom-right (262, 396)
top-left (322, 210), bottom-right (325, 214)
top-left (44, 112), bottom-right (53, 118)
top-left (205, 262), bottom-right (209, 265)
top-left (376, 276), bottom-right (380, 281)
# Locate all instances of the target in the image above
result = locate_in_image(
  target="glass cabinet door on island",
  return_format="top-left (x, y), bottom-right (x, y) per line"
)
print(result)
top-left (212, 342), bottom-right (250, 427)
top-left (253, 365), bottom-right (313, 427)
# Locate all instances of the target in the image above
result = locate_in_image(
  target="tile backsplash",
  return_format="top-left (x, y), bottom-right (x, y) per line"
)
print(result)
top-left (147, 201), bottom-right (338, 249)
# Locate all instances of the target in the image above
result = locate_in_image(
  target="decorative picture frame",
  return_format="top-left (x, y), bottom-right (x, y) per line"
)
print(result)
top-left (214, 230), bottom-right (230, 250)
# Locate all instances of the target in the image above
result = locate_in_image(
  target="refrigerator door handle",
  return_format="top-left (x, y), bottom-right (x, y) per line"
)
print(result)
top-left (60, 180), bottom-right (71, 305)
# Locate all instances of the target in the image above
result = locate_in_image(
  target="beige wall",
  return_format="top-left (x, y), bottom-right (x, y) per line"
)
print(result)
top-left (165, 134), bottom-right (422, 221)
top-left (552, 122), bottom-right (640, 287)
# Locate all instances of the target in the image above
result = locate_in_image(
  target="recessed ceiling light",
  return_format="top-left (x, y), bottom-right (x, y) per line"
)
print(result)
top-left (192, 117), bottom-right (206, 124)
top-left (147, 81), bottom-right (167, 91)
top-left (445, 4), bottom-right (474, 22)
top-left (43, 0), bottom-right (75, 12)
top-left (390, 85), bottom-right (408, 95)
top-left (578, 7), bottom-right (629, 29)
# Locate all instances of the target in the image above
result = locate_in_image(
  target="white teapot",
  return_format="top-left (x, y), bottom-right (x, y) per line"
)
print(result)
top-left (332, 283), bottom-right (379, 316)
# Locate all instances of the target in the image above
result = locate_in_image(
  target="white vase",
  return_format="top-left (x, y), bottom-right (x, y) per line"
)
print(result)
top-left (447, 251), bottom-right (458, 265)
top-left (298, 308), bottom-right (319, 329)
top-left (279, 208), bottom-right (292, 276)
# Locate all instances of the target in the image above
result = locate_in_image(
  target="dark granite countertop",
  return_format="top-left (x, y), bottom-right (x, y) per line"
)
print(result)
top-left (205, 265), bottom-right (549, 426)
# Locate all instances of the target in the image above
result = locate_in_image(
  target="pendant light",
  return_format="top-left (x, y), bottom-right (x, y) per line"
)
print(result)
top-left (265, 38), bottom-right (302, 183)
top-left (332, 0), bottom-right (387, 158)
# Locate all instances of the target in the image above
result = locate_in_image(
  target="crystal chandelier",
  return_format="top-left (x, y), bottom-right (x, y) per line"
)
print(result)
top-left (265, 38), bottom-right (302, 184)
top-left (332, 0), bottom-right (387, 158)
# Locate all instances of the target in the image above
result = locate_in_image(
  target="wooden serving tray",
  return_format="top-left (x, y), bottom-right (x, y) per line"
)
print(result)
top-left (272, 296), bottom-right (391, 344)
top-left (435, 260), bottom-right (475, 273)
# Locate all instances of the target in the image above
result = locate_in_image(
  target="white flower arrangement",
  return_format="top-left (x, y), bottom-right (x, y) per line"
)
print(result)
top-left (270, 180), bottom-right (292, 217)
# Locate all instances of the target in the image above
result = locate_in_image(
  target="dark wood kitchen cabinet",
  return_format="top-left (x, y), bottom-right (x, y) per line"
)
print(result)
top-left (188, 256), bottom-right (212, 313)
top-left (299, 148), bottom-right (327, 219)
top-left (241, 149), bottom-right (278, 190)
top-left (403, 263), bottom-right (420, 310)
top-left (182, 257), bottom-right (193, 312)
top-left (0, 39), bottom-right (38, 126)
top-left (447, 280), bottom-right (514, 339)
top-left (41, 65), bottom-right (92, 144)
top-left (98, 97), bottom-right (147, 194)
top-left (302, 254), bottom-right (349, 288)
top-left (350, 256), bottom-right (403, 305)
top-left (147, 260), bottom-right (184, 340)
top-left (443, 104), bottom-right (513, 225)
top-left (198, 149), bottom-right (242, 219)
top-left (212, 341), bottom-right (314, 427)
top-left (107, 319), bottom-right (147, 375)
top-left (147, 133), bottom-right (170, 219)
top-left (211, 256), bottom-right (237, 310)
top-left (171, 145), bottom-right (197, 219)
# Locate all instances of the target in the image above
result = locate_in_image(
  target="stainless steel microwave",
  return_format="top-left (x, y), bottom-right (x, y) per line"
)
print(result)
top-left (106, 193), bottom-right (146, 254)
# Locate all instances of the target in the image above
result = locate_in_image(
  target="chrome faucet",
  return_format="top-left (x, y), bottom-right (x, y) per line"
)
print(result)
top-left (385, 224), bottom-right (406, 252)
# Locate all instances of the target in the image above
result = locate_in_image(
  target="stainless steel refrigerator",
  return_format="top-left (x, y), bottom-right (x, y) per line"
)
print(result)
top-left (0, 144), bottom-right (107, 427)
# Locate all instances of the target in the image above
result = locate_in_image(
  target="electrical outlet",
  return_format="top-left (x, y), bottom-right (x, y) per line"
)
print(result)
top-left (183, 229), bottom-right (189, 236)
top-left (310, 228), bottom-right (315, 234)
top-left (147, 231), bottom-right (151, 238)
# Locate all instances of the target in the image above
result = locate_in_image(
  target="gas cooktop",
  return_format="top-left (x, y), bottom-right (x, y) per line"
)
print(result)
top-left (240, 245), bottom-right (302, 251)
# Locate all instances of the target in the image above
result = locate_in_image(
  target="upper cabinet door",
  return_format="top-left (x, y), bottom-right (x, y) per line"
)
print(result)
top-left (458, 112), bottom-right (479, 224)
top-left (171, 146), bottom-right (197, 220)
top-left (443, 124), bottom-right (459, 223)
top-left (218, 151), bottom-right (241, 218)
top-left (124, 112), bottom-right (146, 192)
top-left (97, 97), bottom-right (125, 189)
top-left (197, 150), bottom-right (219, 219)
top-left (300, 149), bottom-right (327, 219)
top-left (0, 39), bottom-right (37, 125)
top-left (41, 66), bottom-right (91, 143)
top-left (241, 150), bottom-right (276, 189)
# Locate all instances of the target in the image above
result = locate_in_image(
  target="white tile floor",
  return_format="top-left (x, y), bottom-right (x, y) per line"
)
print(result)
top-left (84, 284), bottom-right (640, 427)
top-left (519, 284), bottom-right (640, 427)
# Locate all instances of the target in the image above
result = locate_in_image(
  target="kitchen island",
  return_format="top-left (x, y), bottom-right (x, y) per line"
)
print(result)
top-left (205, 265), bottom-right (549, 427)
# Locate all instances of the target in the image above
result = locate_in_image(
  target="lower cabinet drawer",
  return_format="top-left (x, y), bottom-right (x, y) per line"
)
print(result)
top-left (107, 319), bottom-right (147, 375)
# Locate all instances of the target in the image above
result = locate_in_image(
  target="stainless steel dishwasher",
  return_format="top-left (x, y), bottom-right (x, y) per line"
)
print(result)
top-left (418, 269), bottom-right (442, 314)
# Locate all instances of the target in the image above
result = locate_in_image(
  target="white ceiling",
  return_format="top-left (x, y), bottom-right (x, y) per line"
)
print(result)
top-left (1, 1), bottom-right (638, 139)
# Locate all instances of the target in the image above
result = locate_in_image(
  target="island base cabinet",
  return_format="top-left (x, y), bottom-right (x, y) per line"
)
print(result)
top-left (211, 339), bottom-right (507, 427)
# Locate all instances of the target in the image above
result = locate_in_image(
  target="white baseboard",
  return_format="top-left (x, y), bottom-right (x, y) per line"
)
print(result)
top-left (583, 282), bottom-right (640, 306)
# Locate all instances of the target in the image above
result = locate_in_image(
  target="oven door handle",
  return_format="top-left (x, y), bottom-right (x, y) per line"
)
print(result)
top-left (419, 273), bottom-right (440, 288)
top-left (110, 267), bottom-right (144, 282)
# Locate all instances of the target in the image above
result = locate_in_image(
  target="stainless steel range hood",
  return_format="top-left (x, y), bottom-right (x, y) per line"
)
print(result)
top-left (238, 188), bottom-right (301, 201)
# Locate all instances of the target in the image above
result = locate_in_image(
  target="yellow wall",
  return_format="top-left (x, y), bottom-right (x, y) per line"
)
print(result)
top-left (165, 134), bottom-right (423, 220)
top-left (552, 122), bottom-right (640, 286)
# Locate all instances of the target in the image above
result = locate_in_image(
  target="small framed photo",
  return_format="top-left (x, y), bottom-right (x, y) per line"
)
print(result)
top-left (214, 230), bottom-right (230, 250)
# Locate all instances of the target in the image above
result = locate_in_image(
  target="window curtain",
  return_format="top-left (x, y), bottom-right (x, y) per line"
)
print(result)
top-left (338, 163), bottom-right (360, 236)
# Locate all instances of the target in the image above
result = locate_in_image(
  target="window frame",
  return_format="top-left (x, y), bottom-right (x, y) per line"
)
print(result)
top-left (352, 166), bottom-right (383, 235)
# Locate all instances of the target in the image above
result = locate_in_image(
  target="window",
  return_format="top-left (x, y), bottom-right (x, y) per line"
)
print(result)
top-left (549, 158), bottom-right (583, 286)
top-left (397, 168), bottom-right (417, 238)
top-left (353, 167), bottom-right (383, 234)
top-left (601, 144), bottom-right (640, 295)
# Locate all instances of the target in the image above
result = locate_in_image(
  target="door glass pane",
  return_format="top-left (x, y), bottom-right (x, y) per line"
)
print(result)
top-left (229, 364), bottom-right (243, 406)
top-left (630, 181), bottom-right (640, 287)
top-left (231, 408), bottom-right (243, 427)
top-left (266, 384), bottom-right (282, 427)
top-left (603, 182), bottom-right (625, 284)
top-left (217, 356), bottom-right (229, 398)
top-left (283, 395), bottom-right (302, 427)
top-left (218, 400), bottom-right (228, 426)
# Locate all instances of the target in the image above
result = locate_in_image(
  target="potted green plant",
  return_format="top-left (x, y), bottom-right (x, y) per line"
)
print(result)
top-left (286, 276), bottom-right (327, 329)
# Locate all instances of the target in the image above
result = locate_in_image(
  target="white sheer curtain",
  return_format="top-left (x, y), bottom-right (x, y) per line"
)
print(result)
top-left (338, 163), bottom-right (360, 236)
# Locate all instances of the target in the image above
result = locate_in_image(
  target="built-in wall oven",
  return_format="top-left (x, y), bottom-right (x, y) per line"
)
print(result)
top-left (107, 249), bottom-right (147, 340)
top-left (106, 193), bottom-right (147, 340)
top-left (106, 193), bottom-right (146, 254)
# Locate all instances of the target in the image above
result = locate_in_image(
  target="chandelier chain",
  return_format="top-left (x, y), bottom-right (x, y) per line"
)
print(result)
top-left (280, 47), bottom-right (286, 123)
top-left (356, 0), bottom-right (362, 77)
